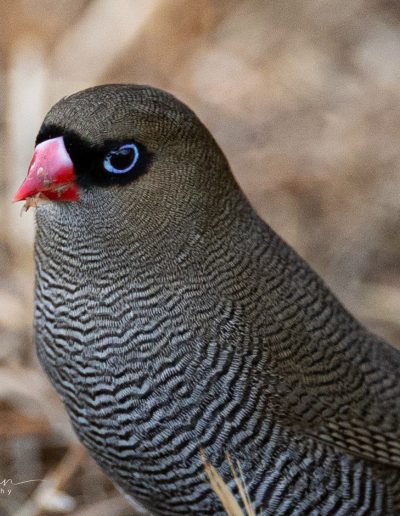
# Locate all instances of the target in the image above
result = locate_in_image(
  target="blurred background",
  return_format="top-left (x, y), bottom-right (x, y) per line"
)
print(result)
top-left (0, 0), bottom-right (399, 514)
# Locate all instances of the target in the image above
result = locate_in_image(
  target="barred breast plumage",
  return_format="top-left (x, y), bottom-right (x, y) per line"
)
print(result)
top-left (15, 85), bottom-right (400, 514)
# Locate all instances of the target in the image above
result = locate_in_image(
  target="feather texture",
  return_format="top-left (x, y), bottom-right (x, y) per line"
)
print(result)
top-left (32, 85), bottom-right (400, 514)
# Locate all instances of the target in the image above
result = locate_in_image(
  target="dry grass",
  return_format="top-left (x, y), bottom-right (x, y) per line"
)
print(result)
top-left (201, 450), bottom-right (256, 516)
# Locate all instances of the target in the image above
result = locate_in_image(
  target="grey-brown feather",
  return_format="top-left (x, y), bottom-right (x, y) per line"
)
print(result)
top-left (34, 85), bottom-right (400, 514)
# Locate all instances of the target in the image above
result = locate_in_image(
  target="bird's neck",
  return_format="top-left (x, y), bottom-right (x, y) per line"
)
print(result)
top-left (34, 174), bottom-right (267, 286)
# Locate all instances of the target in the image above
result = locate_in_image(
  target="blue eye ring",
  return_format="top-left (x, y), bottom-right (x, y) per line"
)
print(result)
top-left (103, 143), bottom-right (139, 174)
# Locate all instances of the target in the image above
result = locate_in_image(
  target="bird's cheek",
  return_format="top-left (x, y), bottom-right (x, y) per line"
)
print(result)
top-left (13, 136), bottom-right (80, 205)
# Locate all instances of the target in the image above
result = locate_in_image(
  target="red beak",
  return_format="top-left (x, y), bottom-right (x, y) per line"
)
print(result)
top-left (13, 136), bottom-right (79, 203)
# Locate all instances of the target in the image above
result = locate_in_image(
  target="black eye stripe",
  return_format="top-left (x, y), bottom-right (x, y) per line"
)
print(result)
top-left (35, 124), bottom-right (154, 188)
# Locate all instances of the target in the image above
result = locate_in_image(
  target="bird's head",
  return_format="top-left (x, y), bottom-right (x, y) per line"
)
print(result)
top-left (14, 84), bottom-right (234, 234)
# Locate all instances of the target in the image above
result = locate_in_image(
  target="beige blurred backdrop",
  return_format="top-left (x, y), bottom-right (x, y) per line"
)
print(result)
top-left (0, 1), bottom-right (399, 514)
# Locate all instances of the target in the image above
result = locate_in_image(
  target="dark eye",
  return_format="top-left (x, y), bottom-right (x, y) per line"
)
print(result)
top-left (103, 143), bottom-right (139, 174)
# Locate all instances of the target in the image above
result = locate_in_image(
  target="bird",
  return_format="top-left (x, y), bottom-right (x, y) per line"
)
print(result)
top-left (14, 84), bottom-right (400, 515)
